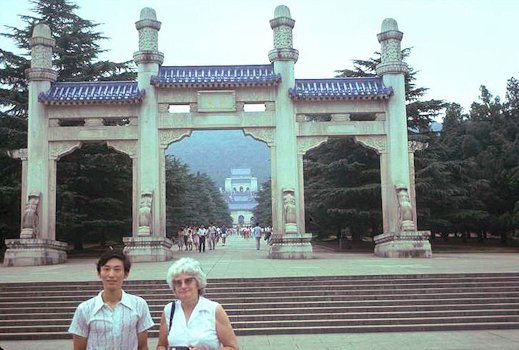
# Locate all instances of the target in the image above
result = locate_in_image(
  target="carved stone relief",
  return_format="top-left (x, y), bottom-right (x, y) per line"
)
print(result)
top-left (31, 46), bottom-right (53, 69)
top-left (282, 188), bottom-right (297, 234)
top-left (298, 136), bottom-right (328, 155)
top-left (243, 128), bottom-right (275, 146)
top-left (8, 148), bottom-right (28, 161)
top-left (20, 192), bottom-right (40, 239)
top-left (138, 191), bottom-right (153, 236)
top-left (395, 184), bottom-right (415, 232)
top-left (139, 28), bottom-right (158, 51)
top-left (409, 141), bottom-right (429, 153)
top-left (49, 141), bottom-right (82, 160)
top-left (159, 129), bottom-right (192, 148)
top-left (273, 27), bottom-right (293, 48)
top-left (354, 136), bottom-right (386, 154)
top-left (107, 140), bottom-right (137, 158)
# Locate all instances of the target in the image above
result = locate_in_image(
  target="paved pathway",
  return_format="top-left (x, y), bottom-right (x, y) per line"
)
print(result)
top-left (1, 235), bottom-right (519, 349)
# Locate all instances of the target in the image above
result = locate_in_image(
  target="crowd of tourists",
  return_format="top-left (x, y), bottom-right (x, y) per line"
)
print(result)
top-left (175, 223), bottom-right (273, 252)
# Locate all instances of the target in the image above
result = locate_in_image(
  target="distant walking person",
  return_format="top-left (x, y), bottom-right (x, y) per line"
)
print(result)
top-left (252, 222), bottom-right (262, 250)
top-left (68, 249), bottom-right (154, 350)
top-left (208, 223), bottom-right (217, 250)
top-left (198, 225), bottom-right (207, 253)
top-left (221, 225), bottom-right (228, 246)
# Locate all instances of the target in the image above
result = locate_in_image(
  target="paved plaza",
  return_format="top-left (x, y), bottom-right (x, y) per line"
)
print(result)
top-left (1, 235), bottom-right (519, 350)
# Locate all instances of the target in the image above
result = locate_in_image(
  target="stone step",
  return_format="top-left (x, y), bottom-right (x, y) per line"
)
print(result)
top-left (4, 302), bottom-right (519, 320)
top-left (3, 308), bottom-right (519, 326)
top-left (3, 297), bottom-right (519, 315)
top-left (0, 287), bottom-right (519, 308)
top-left (1, 273), bottom-right (519, 340)
top-left (4, 284), bottom-right (519, 302)
top-left (4, 313), bottom-right (519, 331)
top-left (3, 321), bottom-right (519, 340)
top-left (2, 273), bottom-right (518, 290)
top-left (2, 316), bottom-right (519, 337)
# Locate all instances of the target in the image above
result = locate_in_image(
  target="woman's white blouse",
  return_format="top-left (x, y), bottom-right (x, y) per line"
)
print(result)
top-left (164, 296), bottom-right (220, 350)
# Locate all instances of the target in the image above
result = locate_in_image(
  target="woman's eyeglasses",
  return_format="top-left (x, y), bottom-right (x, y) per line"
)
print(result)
top-left (173, 277), bottom-right (195, 288)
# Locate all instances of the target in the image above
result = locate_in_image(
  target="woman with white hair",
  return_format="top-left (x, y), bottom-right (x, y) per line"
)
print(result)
top-left (156, 257), bottom-right (239, 350)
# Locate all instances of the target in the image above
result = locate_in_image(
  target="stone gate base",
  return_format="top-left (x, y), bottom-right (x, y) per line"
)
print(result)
top-left (374, 231), bottom-right (432, 258)
top-left (269, 233), bottom-right (313, 259)
top-left (3, 239), bottom-right (68, 266)
top-left (123, 236), bottom-right (174, 262)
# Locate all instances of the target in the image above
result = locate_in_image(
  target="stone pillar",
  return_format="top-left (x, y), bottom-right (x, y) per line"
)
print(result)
top-left (4, 24), bottom-right (68, 266)
top-left (373, 19), bottom-right (431, 258)
top-left (408, 141), bottom-right (428, 229)
top-left (354, 136), bottom-right (389, 233)
top-left (267, 6), bottom-right (312, 259)
top-left (8, 149), bottom-right (28, 228)
top-left (123, 7), bottom-right (173, 262)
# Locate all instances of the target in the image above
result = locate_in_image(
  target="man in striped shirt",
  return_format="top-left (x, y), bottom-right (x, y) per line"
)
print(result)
top-left (68, 250), bottom-right (154, 350)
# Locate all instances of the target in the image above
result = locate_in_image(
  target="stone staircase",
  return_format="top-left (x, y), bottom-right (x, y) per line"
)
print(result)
top-left (2, 273), bottom-right (519, 340)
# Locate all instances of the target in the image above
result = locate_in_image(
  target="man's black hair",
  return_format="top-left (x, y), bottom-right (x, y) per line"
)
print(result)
top-left (96, 249), bottom-right (131, 274)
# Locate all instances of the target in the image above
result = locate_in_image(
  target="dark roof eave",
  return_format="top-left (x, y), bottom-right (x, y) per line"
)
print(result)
top-left (289, 76), bottom-right (394, 101)
top-left (288, 94), bottom-right (392, 101)
top-left (38, 85), bottom-right (145, 105)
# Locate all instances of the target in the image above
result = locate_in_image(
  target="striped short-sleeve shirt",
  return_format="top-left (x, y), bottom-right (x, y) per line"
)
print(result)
top-left (68, 290), bottom-right (154, 350)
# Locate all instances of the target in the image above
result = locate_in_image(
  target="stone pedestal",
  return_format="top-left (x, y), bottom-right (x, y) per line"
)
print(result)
top-left (123, 236), bottom-right (173, 262)
top-left (269, 233), bottom-right (313, 259)
top-left (3, 239), bottom-right (68, 266)
top-left (374, 231), bottom-right (432, 258)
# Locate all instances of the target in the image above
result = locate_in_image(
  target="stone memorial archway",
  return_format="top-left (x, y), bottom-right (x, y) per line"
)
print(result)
top-left (4, 6), bottom-right (431, 266)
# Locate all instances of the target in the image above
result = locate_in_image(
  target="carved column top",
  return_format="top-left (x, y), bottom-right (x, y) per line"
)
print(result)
top-left (408, 140), bottom-right (429, 153)
top-left (134, 7), bottom-right (163, 65)
top-left (8, 148), bottom-right (28, 161)
top-left (26, 23), bottom-right (58, 81)
top-left (376, 18), bottom-right (408, 76)
top-left (269, 5), bottom-right (298, 63)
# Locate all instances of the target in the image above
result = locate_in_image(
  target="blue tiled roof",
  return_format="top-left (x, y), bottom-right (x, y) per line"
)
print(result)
top-left (39, 81), bottom-right (145, 105)
top-left (151, 64), bottom-right (281, 87)
top-left (289, 77), bottom-right (393, 101)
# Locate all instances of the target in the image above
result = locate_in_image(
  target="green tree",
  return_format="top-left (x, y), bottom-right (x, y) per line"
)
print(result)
top-left (335, 48), bottom-right (445, 132)
top-left (253, 179), bottom-right (272, 227)
top-left (166, 156), bottom-right (232, 236)
top-left (0, 0), bottom-right (135, 249)
top-left (460, 84), bottom-right (519, 243)
top-left (304, 138), bottom-right (382, 241)
top-left (56, 144), bottom-right (132, 249)
top-left (302, 49), bottom-right (445, 240)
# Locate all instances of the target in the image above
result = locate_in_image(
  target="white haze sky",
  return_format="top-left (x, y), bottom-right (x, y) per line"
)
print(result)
top-left (1, 0), bottom-right (518, 116)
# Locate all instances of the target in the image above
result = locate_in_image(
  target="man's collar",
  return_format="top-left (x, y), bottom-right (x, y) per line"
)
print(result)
top-left (93, 290), bottom-right (133, 314)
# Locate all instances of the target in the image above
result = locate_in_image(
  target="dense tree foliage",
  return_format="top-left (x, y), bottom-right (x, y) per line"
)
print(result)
top-left (304, 139), bottom-right (382, 241)
top-left (252, 179), bottom-right (272, 227)
top-left (302, 67), bottom-right (519, 244)
top-left (166, 156), bottom-right (232, 236)
top-left (56, 144), bottom-right (132, 249)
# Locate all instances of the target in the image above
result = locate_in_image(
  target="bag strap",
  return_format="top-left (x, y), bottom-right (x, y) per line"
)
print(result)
top-left (168, 300), bottom-right (176, 332)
